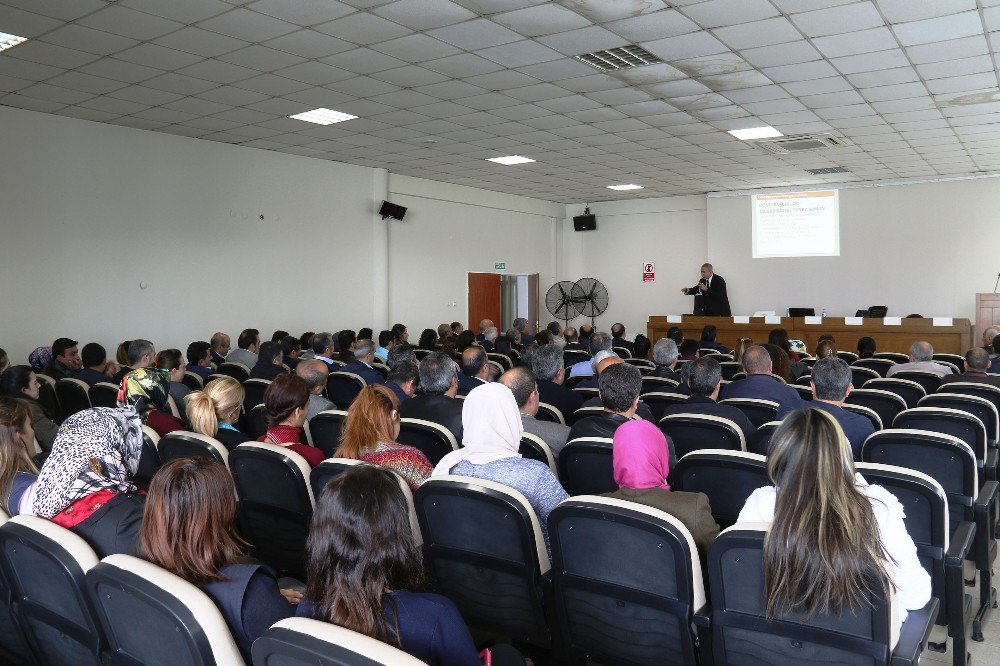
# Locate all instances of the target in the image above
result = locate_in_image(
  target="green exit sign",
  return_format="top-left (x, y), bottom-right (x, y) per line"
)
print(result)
top-left (495, 262), bottom-right (506, 270)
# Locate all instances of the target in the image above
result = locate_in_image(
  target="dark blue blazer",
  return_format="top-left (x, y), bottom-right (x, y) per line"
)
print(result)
top-left (719, 374), bottom-right (803, 408)
top-left (77, 367), bottom-right (113, 387)
top-left (777, 400), bottom-right (875, 460)
top-left (338, 361), bottom-right (384, 386)
top-left (699, 340), bottom-right (731, 354)
top-left (457, 375), bottom-right (487, 396)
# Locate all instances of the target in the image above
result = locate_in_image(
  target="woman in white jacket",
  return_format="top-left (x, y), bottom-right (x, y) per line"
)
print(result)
top-left (737, 408), bottom-right (930, 631)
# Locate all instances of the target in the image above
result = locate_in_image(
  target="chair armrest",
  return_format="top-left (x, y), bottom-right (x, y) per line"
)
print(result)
top-left (693, 607), bottom-right (711, 629)
top-left (974, 479), bottom-right (999, 510)
top-left (946, 521), bottom-right (976, 567)
top-left (890, 598), bottom-right (939, 666)
top-left (986, 448), bottom-right (998, 481)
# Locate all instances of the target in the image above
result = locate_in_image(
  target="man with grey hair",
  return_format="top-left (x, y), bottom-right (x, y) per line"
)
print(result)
top-left (210, 332), bottom-right (230, 366)
top-left (983, 327), bottom-right (999, 353)
top-left (570, 331), bottom-right (613, 378)
top-left (779, 357), bottom-right (873, 460)
top-left (296, 359), bottom-right (334, 420)
top-left (530, 343), bottom-right (583, 422)
top-left (500, 366), bottom-right (571, 458)
top-left (720, 344), bottom-right (802, 406)
top-left (886, 341), bottom-right (953, 378)
top-left (940, 347), bottom-right (1000, 388)
top-left (113, 338), bottom-right (156, 383)
top-left (385, 360), bottom-right (419, 403)
top-left (513, 317), bottom-right (534, 346)
top-left (547, 321), bottom-right (566, 349)
top-left (482, 326), bottom-right (499, 352)
top-left (476, 319), bottom-right (494, 344)
top-left (339, 339), bottom-right (384, 385)
top-left (652, 338), bottom-right (682, 382)
top-left (387, 343), bottom-right (416, 369)
top-left (310, 332), bottom-right (336, 368)
top-left (661, 357), bottom-right (755, 443)
top-left (400, 351), bottom-right (463, 444)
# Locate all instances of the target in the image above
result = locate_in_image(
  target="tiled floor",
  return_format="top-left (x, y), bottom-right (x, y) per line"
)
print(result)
top-left (922, 577), bottom-right (1000, 666)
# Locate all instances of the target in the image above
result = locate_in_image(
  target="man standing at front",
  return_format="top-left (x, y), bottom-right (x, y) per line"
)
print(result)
top-left (681, 263), bottom-right (731, 316)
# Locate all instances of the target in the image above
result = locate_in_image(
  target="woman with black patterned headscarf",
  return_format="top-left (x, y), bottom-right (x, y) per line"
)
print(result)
top-left (117, 367), bottom-right (183, 437)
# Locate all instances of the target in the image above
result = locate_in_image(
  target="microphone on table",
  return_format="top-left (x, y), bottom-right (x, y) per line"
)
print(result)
top-left (995, 272), bottom-right (1000, 293)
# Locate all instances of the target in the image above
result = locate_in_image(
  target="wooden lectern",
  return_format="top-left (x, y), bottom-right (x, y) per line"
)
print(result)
top-left (976, 293), bottom-right (1000, 344)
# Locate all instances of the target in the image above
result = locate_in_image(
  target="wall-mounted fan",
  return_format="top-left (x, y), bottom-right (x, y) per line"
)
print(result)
top-left (573, 277), bottom-right (609, 326)
top-left (545, 280), bottom-right (582, 328)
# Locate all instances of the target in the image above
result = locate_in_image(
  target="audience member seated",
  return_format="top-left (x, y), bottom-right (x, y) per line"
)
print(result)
top-left (185, 341), bottom-right (214, 382)
top-left (886, 340), bottom-right (954, 378)
top-left (720, 345), bottom-right (803, 407)
top-left (185, 377), bottom-right (247, 451)
top-left (391, 323), bottom-right (410, 347)
top-left (115, 341), bottom-right (130, 367)
top-left (611, 323), bottom-right (635, 356)
top-left (982, 327), bottom-right (999, 354)
top-left (567, 362), bottom-right (649, 443)
top-left (661, 357), bottom-right (756, 443)
top-left (940, 347), bottom-right (1000, 388)
top-left (338, 339), bottom-right (384, 386)
top-left (530, 344), bottom-right (583, 420)
top-left (737, 409), bottom-right (930, 632)
top-left (577, 324), bottom-right (593, 350)
top-left (0, 365), bottom-right (59, 452)
top-left (375, 330), bottom-right (395, 362)
top-left (764, 343), bottom-right (800, 382)
top-left (210, 332), bottom-right (231, 366)
top-left (777, 358), bottom-right (874, 460)
top-left (814, 339), bottom-right (836, 359)
top-left (356, 328), bottom-right (373, 343)
top-left (385, 361), bottom-right (419, 405)
top-left (493, 335), bottom-right (515, 360)
top-left (155, 349), bottom-right (192, 422)
top-left (28, 346), bottom-right (51, 373)
top-left (298, 332), bottom-right (315, 360)
top-left (113, 338), bottom-right (156, 384)
top-left (272, 330), bottom-right (291, 343)
top-left (990, 336), bottom-right (1000, 373)
top-left (505, 327), bottom-right (522, 351)
top-left (857, 336), bottom-right (877, 359)
top-left (513, 317), bottom-right (534, 346)
top-left (456, 330), bottom-right (478, 353)
top-left (33, 406), bottom-right (146, 557)
top-left (569, 331), bottom-right (612, 378)
top-left (678, 339), bottom-right (700, 361)
top-left (335, 330), bottom-right (357, 365)
top-left (563, 326), bottom-right (582, 351)
top-left (227, 329), bottom-right (260, 368)
top-left (580, 358), bottom-right (656, 422)
top-left (248, 341), bottom-right (287, 381)
top-left (699, 325), bottom-right (731, 354)
top-left (732, 337), bottom-right (753, 366)
top-left (433, 383), bottom-right (568, 554)
top-left (652, 338), bottom-right (683, 381)
top-left (43, 337), bottom-right (82, 380)
top-left (0, 397), bottom-right (39, 516)
top-left (436, 323), bottom-right (451, 340)
top-left (258, 374), bottom-right (324, 468)
top-left (77, 343), bottom-right (120, 387)
top-left (603, 419), bottom-right (719, 560)
top-left (296, 360), bottom-right (334, 421)
top-left (482, 326), bottom-right (499, 352)
top-left (457, 347), bottom-right (490, 395)
top-left (666, 326), bottom-right (684, 348)
top-left (388, 344), bottom-right (417, 369)
top-left (633, 334), bottom-right (651, 360)
top-left (768, 328), bottom-right (800, 361)
top-left (417, 328), bottom-right (438, 351)
top-left (121, 368), bottom-right (184, 438)
top-left (335, 385), bottom-right (432, 490)
top-left (309, 332), bottom-right (336, 368)
top-left (140, 458), bottom-right (296, 661)
top-left (400, 352), bottom-right (464, 445)
top-left (280, 336), bottom-right (301, 370)
top-left (476, 319), bottom-right (494, 345)
top-left (299, 466), bottom-right (510, 665)
top-left (574, 348), bottom-right (621, 390)
top-left (547, 321), bottom-right (566, 349)
top-left (500, 367), bottom-right (571, 459)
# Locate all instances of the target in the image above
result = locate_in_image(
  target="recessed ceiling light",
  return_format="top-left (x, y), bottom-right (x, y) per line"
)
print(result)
top-left (727, 126), bottom-right (783, 140)
top-left (606, 184), bottom-right (644, 191)
top-left (289, 108), bottom-right (357, 125)
top-left (486, 155), bottom-right (535, 165)
top-left (0, 32), bottom-right (27, 53)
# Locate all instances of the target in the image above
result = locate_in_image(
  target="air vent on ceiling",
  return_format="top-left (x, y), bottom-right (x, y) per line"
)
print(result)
top-left (755, 134), bottom-right (846, 155)
top-left (805, 166), bottom-right (851, 175)
top-left (574, 45), bottom-right (662, 72)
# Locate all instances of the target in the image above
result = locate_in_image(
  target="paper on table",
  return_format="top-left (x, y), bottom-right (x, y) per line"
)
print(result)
top-left (932, 317), bottom-right (953, 326)
top-left (764, 315), bottom-right (781, 324)
top-left (667, 315), bottom-right (683, 323)
top-left (844, 317), bottom-right (863, 325)
top-left (883, 317), bottom-right (902, 325)
top-left (733, 316), bottom-right (750, 324)
top-left (804, 316), bottom-right (822, 324)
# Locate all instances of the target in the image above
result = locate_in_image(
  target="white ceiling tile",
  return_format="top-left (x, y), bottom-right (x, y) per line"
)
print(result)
top-left (714, 17), bottom-right (802, 50)
top-left (782, 76), bottom-right (853, 96)
top-left (411, 99), bottom-right (478, 117)
top-left (162, 96), bottom-right (233, 115)
top-left (798, 90), bottom-right (866, 108)
top-left (606, 9), bottom-right (700, 42)
top-left (0, 74), bottom-right (32, 92)
top-left (154, 27), bottom-right (250, 58)
top-left (0, 92), bottom-right (66, 113)
top-left (218, 45), bottom-right (305, 72)
top-left (119, 0), bottom-right (231, 23)
top-left (641, 31), bottom-right (729, 61)
top-left (263, 30), bottom-right (355, 59)
top-left (56, 106), bottom-right (120, 122)
top-left (739, 41), bottom-right (821, 68)
top-left (428, 18), bottom-right (523, 49)
top-left (0, 5), bottom-right (62, 38)
top-left (845, 67), bottom-right (919, 88)
top-left (791, 2), bottom-right (885, 38)
top-left (423, 53), bottom-right (504, 77)
top-left (39, 25), bottom-right (141, 56)
top-left (143, 72), bottom-right (219, 95)
top-left (478, 40), bottom-right (563, 68)
top-left (723, 85), bottom-right (791, 103)
top-left (232, 73), bottom-right (311, 95)
top-left (906, 36), bottom-right (988, 64)
top-left (925, 73), bottom-right (1000, 96)
top-left (916, 56), bottom-right (995, 80)
top-left (371, 34), bottom-right (462, 62)
top-left (2, 0), bottom-right (106, 21)
top-left (740, 98), bottom-right (807, 114)
top-left (830, 48), bottom-right (909, 74)
top-left (814, 103), bottom-right (876, 119)
top-left (894, 11), bottom-right (982, 47)
top-left (535, 94), bottom-right (602, 113)
top-left (464, 70), bottom-right (539, 90)
top-left (19, 82), bottom-right (94, 104)
top-left (586, 87), bottom-right (652, 105)
top-left (247, 0), bottom-right (355, 25)
top-left (986, 7), bottom-right (1000, 32)
top-left (325, 76), bottom-right (400, 97)
top-left (178, 59), bottom-right (260, 84)
top-left (371, 65), bottom-right (449, 87)
top-left (490, 4), bottom-right (590, 38)
top-left (46, 71), bottom-right (129, 95)
top-left (198, 9), bottom-right (299, 41)
top-left (373, 0), bottom-right (476, 30)
top-left (77, 58), bottom-right (163, 84)
top-left (876, 0), bottom-right (976, 23)
top-left (117, 44), bottom-right (205, 70)
top-left (762, 60), bottom-right (838, 83)
top-left (812, 27), bottom-right (896, 58)
top-left (535, 26), bottom-right (627, 56)
top-left (322, 48), bottom-right (408, 74)
top-left (0, 57), bottom-right (61, 81)
top-left (282, 86), bottom-right (355, 106)
top-left (556, 73), bottom-right (631, 93)
top-left (7, 41), bottom-right (100, 69)
top-left (196, 85), bottom-right (270, 105)
top-left (76, 7), bottom-right (184, 41)
top-left (680, 0), bottom-right (779, 28)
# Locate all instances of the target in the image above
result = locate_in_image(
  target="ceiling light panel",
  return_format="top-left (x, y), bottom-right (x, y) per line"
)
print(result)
top-left (288, 108), bottom-right (358, 125)
top-left (606, 184), bottom-right (644, 190)
top-left (727, 126), bottom-right (783, 140)
top-left (0, 32), bottom-right (28, 53)
top-left (574, 45), bottom-right (662, 72)
top-left (486, 155), bottom-right (535, 165)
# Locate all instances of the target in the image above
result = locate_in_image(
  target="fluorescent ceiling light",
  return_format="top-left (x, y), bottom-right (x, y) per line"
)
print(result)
top-left (606, 184), bottom-right (644, 191)
top-left (727, 126), bottom-right (783, 140)
top-left (486, 155), bottom-right (535, 165)
top-left (289, 108), bottom-right (357, 125)
top-left (0, 32), bottom-right (27, 53)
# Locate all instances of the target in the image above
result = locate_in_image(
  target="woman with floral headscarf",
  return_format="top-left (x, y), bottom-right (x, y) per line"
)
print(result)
top-left (33, 407), bottom-right (146, 557)
top-left (119, 367), bottom-right (184, 437)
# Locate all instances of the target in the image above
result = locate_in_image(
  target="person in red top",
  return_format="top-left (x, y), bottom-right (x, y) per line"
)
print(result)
top-left (257, 374), bottom-right (325, 468)
top-left (118, 367), bottom-right (184, 437)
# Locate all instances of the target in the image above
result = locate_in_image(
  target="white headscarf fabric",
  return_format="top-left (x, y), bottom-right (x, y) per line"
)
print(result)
top-left (432, 382), bottom-right (523, 475)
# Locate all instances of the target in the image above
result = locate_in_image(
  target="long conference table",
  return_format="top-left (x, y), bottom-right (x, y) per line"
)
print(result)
top-left (647, 316), bottom-right (974, 356)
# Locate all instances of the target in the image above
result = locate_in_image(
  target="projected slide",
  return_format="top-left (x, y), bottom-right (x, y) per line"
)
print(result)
top-left (752, 190), bottom-right (840, 258)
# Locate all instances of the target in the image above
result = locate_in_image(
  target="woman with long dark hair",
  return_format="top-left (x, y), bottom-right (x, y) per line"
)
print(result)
top-left (0, 397), bottom-right (39, 515)
top-left (0, 365), bottom-right (59, 452)
top-left (418, 328), bottom-right (438, 351)
top-left (257, 373), bottom-right (324, 467)
top-left (737, 409), bottom-right (930, 628)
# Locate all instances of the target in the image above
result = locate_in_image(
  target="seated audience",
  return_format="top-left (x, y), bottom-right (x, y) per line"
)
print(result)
top-left (666, 326), bottom-right (684, 348)
top-left (226, 328), bottom-right (260, 368)
top-left (335, 385), bottom-right (432, 490)
top-left (580, 358), bottom-right (656, 422)
top-left (387, 343), bottom-right (417, 370)
top-left (764, 343), bottom-right (798, 382)
top-left (0, 349), bottom-right (7, 374)
top-left (280, 336), bottom-right (301, 370)
top-left (115, 342), bottom-right (131, 367)
top-left (0, 397), bottom-right (40, 516)
top-left (513, 317), bottom-right (533, 346)
top-left (563, 327), bottom-right (583, 351)
top-left (494, 335), bottom-right (516, 359)
top-left (678, 339), bottom-right (700, 361)
top-left (699, 325), bottom-right (731, 354)
top-left (375, 330), bottom-right (395, 362)
top-left (505, 327), bottom-right (522, 351)
top-left (120, 368), bottom-right (184, 437)
top-left (113, 338), bottom-right (156, 383)
top-left (547, 321), bottom-right (566, 348)
top-left (399, 352), bottom-right (464, 445)
top-left (258, 374), bottom-right (324, 468)
top-left (661, 357), bottom-right (756, 445)
top-left (0, 366), bottom-right (58, 452)
top-left (249, 341), bottom-right (287, 381)
top-left (567, 362), bottom-right (652, 445)
top-left (356, 328), bottom-right (373, 342)
top-left (185, 341), bottom-right (214, 382)
top-left (574, 348), bottom-right (619, 390)
top-left (611, 323), bottom-right (635, 356)
top-left (732, 337), bottom-right (753, 365)
top-left (436, 323), bottom-right (451, 340)
top-left (140, 458), bottom-right (296, 661)
top-left (482, 326), bottom-right (499, 352)
top-left (768, 328), bottom-right (800, 361)
top-left (939, 347), bottom-right (1000, 388)
top-left (298, 332), bottom-right (315, 360)
top-left (856, 336), bottom-right (876, 359)
top-left (210, 332), bottom-right (230, 366)
top-left (338, 339), bottom-right (384, 385)
top-left (569, 331), bottom-right (612, 377)
top-left (992, 336), bottom-right (1000, 373)
top-left (296, 360), bottom-right (335, 420)
top-left (603, 419), bottom-right (719, 558)
top-left (778, 357), bottom-right (874, 460)
top-left (391, 323), bottom-right (409, 346)
top-left (335, 330), bottom-right (357, 364)
top-left (982, 327), bottom-right (999, 354)
top-left (457, 347), bottom-right (490, 395)
top-left (33, 406), bottom-right (145, 557)
top-left (77, 343), bottom-right (119, 387)
top-left (310, 332), bottom-right (336, 368)
top-left (185, 377), bottom-right (247, 451)
top-left (272, 330), bottom-right (291, 343)
top-left (417, 328), bottom-right (438, 351)
top-left (652, 338), bottom-right (682, 381)
top-left (456, 330), bottom-right (477, 352)
top-left (155, 349), bottom-right (192, 422)
top-left (385, 360), bottom-right (419, 405)
top-left (475, 319), bottom-right (494, 344)
top-left (43, 337), bottom-right (83, 380)
top-left (577, 324), bottom-right (593, 349)
top-left (28, 347), bottom-right (52, 373)
top-left (499, 367), bottom-right (570, 459)
top-left (530, 344), bottom-right (583, 421)
top-left (633, 334), bottom-right (651, 360)
top-left (814, 339), bottom-right (836, 359)
top-left (434, 383), bottom-right (567, 554)
top-left (737, 409), bottom-right (930, 632)
top-left (721, 345), bottom-right (803, 407)
top-left (886, 341), bottom-right (954, 378)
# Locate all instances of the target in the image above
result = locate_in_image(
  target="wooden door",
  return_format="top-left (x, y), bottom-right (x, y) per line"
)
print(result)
top-left (468, 273), bottom-right (501, 332)
top-left (527, 273), bottom-right (539, 333)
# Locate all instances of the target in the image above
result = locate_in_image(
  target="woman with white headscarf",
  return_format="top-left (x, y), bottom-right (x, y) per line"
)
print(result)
top-left (433, 382), bottom-right (568, 553)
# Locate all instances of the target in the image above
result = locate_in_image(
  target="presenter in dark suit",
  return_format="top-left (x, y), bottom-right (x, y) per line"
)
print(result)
top-left (681, 263), bottom-right (731, 316)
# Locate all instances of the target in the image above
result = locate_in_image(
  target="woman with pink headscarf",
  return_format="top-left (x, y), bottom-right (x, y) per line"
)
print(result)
top-left (603, 420), bottom-right (719, 557)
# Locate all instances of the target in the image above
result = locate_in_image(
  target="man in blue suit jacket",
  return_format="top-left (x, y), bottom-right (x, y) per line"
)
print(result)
top-left (338, 339), bottom-right (384, 386)
top-left (720, 345), bottom-right (803, 408)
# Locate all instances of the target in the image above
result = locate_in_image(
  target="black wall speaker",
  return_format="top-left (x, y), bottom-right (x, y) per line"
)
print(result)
top-left (378, 200), bottom-right (407, 221)
top-left (573, 214), bottom-right (597, 231)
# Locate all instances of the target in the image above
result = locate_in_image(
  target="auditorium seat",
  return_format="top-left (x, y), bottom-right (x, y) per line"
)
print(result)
top-left (229, 442), bottom-right (315, 580)
top-left (747, 421), bottom-right (781, 455)
top-left (934, 354), bottom-right (967, 374)
top-left (842, 403), bottom-right (883, 431)
top-left (134, 425), bottom-right (162, 490)
top-left (612, 346), bottom-right (632, 359)
top-left (326, 372), bottom-right (365, 410)
top-left (55, 378), bottom-right (91, 421)
top-left (875, 352), bottom-right (911, 364)
top-left (0, 513), bottom-right (31, 665)
top-left (641, 376), bottom-right (680, 395)
top-left (396, 418), bottom-right (457, 466)
top-left (854, 357), bottom-right (897, 377)
top-left (166, 395), bottom-right (183, 421)
top-left (638, 392), bottom-right (689, 421)
top-left (181, 371), bottom-right (204, 391)
top-left (535, 402), bottom-right (566, 426)
top-left (719, 361), bottom-right (741, 381)
top-left (0, 515), bottom-right (104, 665)
top-left (702, 524), bottom-right (938, 665)
top-left (548, 496), bottom-right (704, 664)
top-left (568, 405), bottom-right (605, 426)
top-left (87, 554), bottom-right (243, 665)
top-left (204, 373), bottom-right (228, 386)
top-left (851, 366), bottom-right (881, 388)
top-left (252, 617), bottom-right (425, 666)
top-left (659, 414), bottom-right (746, 458)
top-left (562, 350), bottom-right (589, 368)
top-left (88, 381), bottom-right (119, 409)
top-left (837, 351), bottom-right (860, 364)
top-left (157, 431), bottom-right (230, 467)
top-left (244, 403), bottom-right (267, 441)
top-left (793, 385), bottom-right (813, 401)
top-left (558, 437), bottom-right (615, 496)
top-left (487, 359), bottom-right (505, 376)
top-left (571, 386), bottom-right (599, 401)
top-left (867, 378), bottom-right (927, 408)
top-left (718, 398), bottom-right (778, 429)
top-left (488, 352), bottom-right (513, 371)
top-left (894, 371), bottom-right (944, 395)
top-left (623, 358), bottom-right (654, 374)
top-left (846, 389), bottom-right (908, 431)
top-left (34, 373), bottom-right (60, 418)
top-left (793, 373), bottom-right (812, 386)
top-left (919, 393), bottom-right (999, 446)
top-left (519, 433), bottom-right (556, 472)
top-left (414, 476), bottom-right (551, 648)
top-left (671, 450), bottom-right (769, 529)
top-left (307, 409), bottom-right (349, 458)
top-left (894, 408), bottom-right (992, 481)
top-left (241, 378), bottom-right (271, 415)
top-left (412, 349), bottom-right (431, 361)
top-left (217, 362), bottom-right (250, 383)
